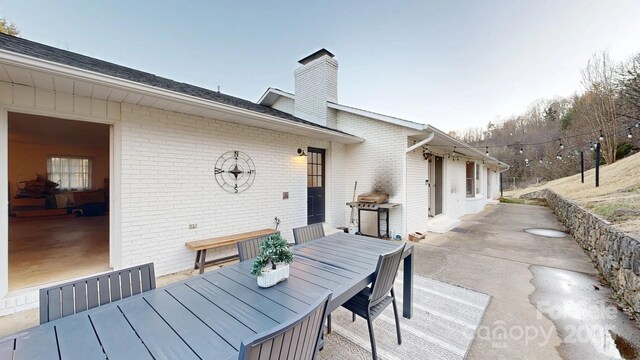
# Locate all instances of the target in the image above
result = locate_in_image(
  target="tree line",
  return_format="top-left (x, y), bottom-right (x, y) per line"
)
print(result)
top-left (453, 51), bottom-right (640, 189)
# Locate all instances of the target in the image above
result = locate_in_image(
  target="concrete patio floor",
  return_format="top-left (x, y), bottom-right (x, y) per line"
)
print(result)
top-left (1, 203), bottom-right (638, 359)
top-left (417, 203), bottom-right (639, 359)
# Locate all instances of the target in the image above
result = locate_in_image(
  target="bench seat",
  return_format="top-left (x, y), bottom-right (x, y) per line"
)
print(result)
top-left (185, 228), bottom-right (279, 273)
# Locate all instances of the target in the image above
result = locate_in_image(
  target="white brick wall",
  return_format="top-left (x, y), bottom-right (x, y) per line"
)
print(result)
top-left (0, 291), bottom-right (38, 317)
top-left (336, 111), bottom-right (407, 236)
top-left (294, 56), bottom-right (338, 127)
top-left (328, 142), bottom-right (348, 228)
top-left (405, 145), bottom-right (429, 234)
top-left (118, 104), bottom-right (334, 276)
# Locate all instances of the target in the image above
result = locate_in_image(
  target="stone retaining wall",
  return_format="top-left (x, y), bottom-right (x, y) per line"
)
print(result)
top-left (522, 189), bottom-right (640, 315)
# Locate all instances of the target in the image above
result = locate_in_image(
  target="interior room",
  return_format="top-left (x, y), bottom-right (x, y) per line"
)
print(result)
top-left (7, 112), bottom-right (110, 291)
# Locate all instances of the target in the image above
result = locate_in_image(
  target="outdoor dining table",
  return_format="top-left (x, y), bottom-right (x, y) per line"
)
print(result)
top-left (0, 232), bottom-right (414, 360)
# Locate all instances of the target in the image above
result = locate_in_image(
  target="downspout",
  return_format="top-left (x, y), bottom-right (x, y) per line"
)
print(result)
top-left (402, 132), bottom-right (434, 238)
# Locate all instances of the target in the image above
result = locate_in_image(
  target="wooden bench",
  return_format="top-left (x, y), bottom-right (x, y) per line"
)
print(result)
top-left (185, 228), bottom-right (280, 274)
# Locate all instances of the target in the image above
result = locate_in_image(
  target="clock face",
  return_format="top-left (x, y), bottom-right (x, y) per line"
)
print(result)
top-left (214, 151), bottom-right (256, 193)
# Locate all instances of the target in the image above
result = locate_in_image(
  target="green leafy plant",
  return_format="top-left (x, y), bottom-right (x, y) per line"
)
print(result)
top-left (250, 234), bottom-right (294, 276)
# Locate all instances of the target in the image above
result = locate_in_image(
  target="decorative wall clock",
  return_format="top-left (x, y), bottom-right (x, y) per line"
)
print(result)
top-left (214, 151), bottom-right (256, 193)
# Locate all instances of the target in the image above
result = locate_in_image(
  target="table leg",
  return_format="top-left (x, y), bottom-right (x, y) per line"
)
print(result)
top-left (194, 250), bottom-right (201, 270)
top-left (199, 249), bottom-right (207, 274)
top-left (403, 248), bottom-right (413, 319)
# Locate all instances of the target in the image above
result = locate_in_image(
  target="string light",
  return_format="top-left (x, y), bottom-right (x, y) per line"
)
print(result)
top-left (599, 130), bottom-right (604, 141)
top-left (485, 147), bottom-right (489, 156)
top-left (589, 141), bottom-right (594, 151)
top-left (628, 128), bottom-right (633, 139)
top-left (519, 146), bottom-right (524, 154)
top-left (538, 158), bottom-right (543, 164)
top-left (559, 139), bottom-right (564, 150)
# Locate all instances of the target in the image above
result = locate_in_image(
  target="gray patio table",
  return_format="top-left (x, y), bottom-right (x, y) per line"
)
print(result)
top-left (0, 232), bottom-right (414, 360)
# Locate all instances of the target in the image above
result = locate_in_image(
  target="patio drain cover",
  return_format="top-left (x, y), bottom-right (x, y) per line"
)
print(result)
top-left (524, 228), bottom-right (567, 238)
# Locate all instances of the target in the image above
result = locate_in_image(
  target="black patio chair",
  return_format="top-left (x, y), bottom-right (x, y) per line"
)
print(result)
top-left (292, 223), bottom-right (325, 245)
top-left (39, 263), bottom-right (156, 324)
top-left (341, 244), bottom-right (406, 360)
top-left (237, 236), bottom-right (267, 262)
top-left (238, 291), bottom-right (331, 360)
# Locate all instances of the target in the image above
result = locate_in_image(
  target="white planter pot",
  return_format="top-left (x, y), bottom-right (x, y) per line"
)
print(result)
top-left (257, 263), bottom-right (290, 288)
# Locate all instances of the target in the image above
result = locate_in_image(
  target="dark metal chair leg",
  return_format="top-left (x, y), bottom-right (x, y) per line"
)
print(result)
top-left (352, 312), bottom-right (356, 322)
top-left (366, 312), bottom-right (377, 360)
top-left (391, 288), bottom-right (402, 345)
top-left (327, 314), bottom-right (332, 334)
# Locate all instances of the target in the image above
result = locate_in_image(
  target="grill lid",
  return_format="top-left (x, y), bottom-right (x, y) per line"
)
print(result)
top-left (357, 192), bottom-right (389, 204)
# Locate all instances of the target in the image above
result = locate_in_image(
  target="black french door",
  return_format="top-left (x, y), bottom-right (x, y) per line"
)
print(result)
top-left (307, 147), bottom-right (325, 224)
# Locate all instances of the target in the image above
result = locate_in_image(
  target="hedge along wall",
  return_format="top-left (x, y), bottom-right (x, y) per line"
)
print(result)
top-left (522, 189), bottom-right (640, 315)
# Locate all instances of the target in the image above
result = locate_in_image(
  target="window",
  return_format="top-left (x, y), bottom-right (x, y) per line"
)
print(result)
top-left (476, 163), bottom-right (481, 195)
top-left (307, 150), bottom-right (323, 188)
top-left (47, 156), bottom-right (92, 190)
top-left (466, 161), bottom-right (475, 197)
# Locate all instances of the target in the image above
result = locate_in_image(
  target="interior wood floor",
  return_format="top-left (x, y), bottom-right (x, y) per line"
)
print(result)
top-left (9, 215), bottom-right (109, 291)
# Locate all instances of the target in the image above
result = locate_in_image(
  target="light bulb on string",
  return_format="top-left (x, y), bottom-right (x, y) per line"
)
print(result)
top-left (559, 139), bottom-right (564, 150)
top-left (599, 130), bottom-right (604, 141)
top-left (589, 141), bottom-right (594, 151)
top-left (485, 147), bottom-right (489, 156)
top-left (538, 158), bottom-right (543, 164)
top-left (519, 146), bottom-right (523, 154)
top-left (628, 128), bottom-right (633, 139)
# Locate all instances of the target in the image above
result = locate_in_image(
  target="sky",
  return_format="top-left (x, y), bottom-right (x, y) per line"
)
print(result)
top-left (2, 0), bottom-right (640, 132)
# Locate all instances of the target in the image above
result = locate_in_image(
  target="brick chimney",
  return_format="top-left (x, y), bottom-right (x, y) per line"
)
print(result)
top-left (294, 49), bottom-right (338, 127)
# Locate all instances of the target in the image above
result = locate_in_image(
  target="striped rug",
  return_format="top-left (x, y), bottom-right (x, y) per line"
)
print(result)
top-left (318, 273), bottom-right (491, 360)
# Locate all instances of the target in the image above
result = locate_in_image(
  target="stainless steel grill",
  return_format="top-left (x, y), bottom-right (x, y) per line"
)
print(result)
top-left (347, 193), bottom-right (400, 238)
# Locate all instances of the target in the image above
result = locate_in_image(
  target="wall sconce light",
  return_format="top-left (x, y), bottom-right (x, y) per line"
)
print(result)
top-left (297, 148), bottom-right (307, 157)
top-left (423, 151), bottom-right (432, 161)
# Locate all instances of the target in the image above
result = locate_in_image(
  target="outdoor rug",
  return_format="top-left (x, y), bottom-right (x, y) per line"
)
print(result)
top-left (318, 273), bottom-right (491, 360)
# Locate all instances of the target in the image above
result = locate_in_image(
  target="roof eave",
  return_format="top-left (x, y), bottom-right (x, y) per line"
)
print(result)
top-left (327, 102), bottom-right (427, 131)
top-left (0, 49), bottom-right (363, 144)
top-left (422, 125), bottom-right (509, 169)
top-left (257, 87), bottom-right (295, 106)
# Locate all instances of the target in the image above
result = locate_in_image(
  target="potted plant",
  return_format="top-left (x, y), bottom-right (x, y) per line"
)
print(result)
top-left (250, 234), bottom-right (294, 288)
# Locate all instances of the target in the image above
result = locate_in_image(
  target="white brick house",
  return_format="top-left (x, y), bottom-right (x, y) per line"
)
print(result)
top-left (0, 37), bottom-right (506, 314)
top-left (259, 49), bottom-right (508, 234)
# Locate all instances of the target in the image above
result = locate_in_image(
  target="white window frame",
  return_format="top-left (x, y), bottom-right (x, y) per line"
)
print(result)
top-left (466, 161), bottom-right (476, 198)
top-left (475, 163), bottom-right (481, 196)
top-left (47, 156), bottom-right (93, 190)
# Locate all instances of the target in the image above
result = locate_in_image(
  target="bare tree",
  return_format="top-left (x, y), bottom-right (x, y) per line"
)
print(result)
top-left (568, 52), bottom-right (620, 164)
top-left (0, 18), bottom-right (19, 36)
top-left (619, 52), bottom-right (640, 122)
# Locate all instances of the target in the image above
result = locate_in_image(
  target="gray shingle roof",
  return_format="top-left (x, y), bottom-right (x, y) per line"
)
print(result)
top-left (0, 33), bottom-right (354, 137)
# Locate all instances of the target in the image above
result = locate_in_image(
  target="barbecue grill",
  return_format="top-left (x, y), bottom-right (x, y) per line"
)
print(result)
top-left (347, 192), bottom-right (400, 238)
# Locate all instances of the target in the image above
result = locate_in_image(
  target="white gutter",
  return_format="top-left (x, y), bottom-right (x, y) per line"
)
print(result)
top-left (402, 130), bottom-right (434, 238)
top-left (424, 124), bottom-right (508, 169)
top-left (0, 49), bottom-right (364, 144)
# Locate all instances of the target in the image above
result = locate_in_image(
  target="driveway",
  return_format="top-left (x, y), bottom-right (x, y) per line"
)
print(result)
top-left (416, 203), bottom-right (639, 359)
